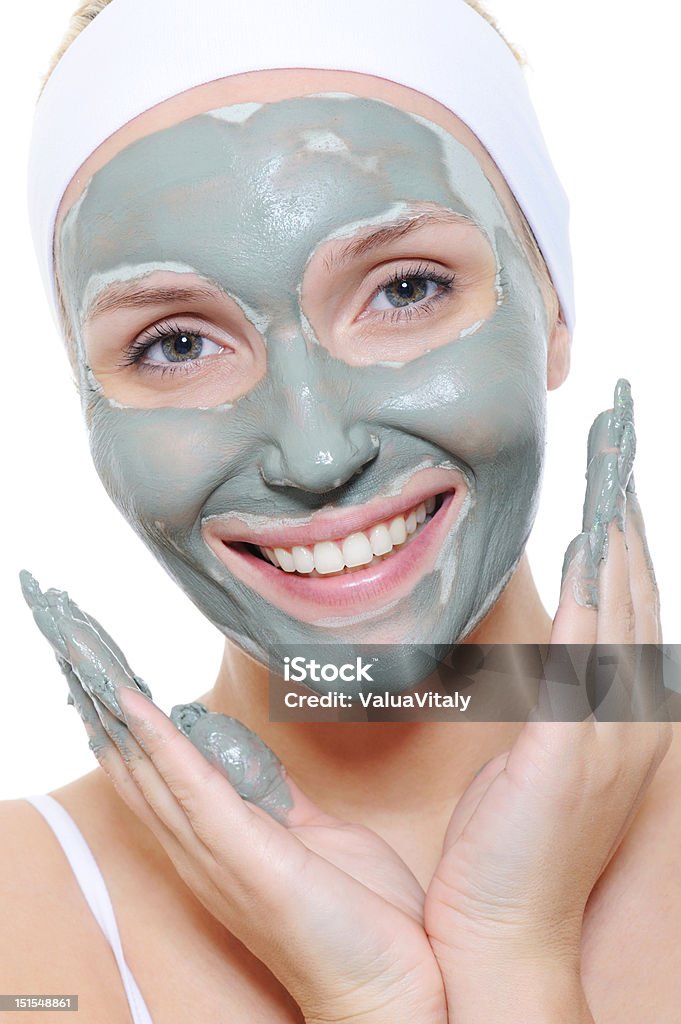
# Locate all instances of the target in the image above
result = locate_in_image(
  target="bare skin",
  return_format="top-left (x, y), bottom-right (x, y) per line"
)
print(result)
top-left (3, 70), bottom-right (680, 1023)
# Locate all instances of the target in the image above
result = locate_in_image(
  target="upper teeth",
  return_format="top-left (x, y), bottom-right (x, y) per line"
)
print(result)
top-left (259, 494), bottom-right (438, 575)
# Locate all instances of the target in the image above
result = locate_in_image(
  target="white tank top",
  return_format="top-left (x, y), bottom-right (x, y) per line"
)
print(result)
top-left (24, 794), bottom-right (154, 1024)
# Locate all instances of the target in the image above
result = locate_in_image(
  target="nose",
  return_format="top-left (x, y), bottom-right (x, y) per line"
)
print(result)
top-left (257, 340), bottom-right (379, 493)
top-left (259, 410), bottom-right (379, 493)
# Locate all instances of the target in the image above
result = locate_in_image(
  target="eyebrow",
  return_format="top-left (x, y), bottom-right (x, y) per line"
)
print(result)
top-left (83, 210), bottom-right (470, 322)
top-left (84, 283), bottom-right (224, 323)
top-left (321, 209), bottom-right (470, 274)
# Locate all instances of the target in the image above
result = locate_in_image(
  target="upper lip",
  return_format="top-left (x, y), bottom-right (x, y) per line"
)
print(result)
top-left (202, 467), bottom-right (464, 549)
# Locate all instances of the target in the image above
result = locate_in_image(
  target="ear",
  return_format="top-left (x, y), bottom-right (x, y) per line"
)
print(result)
top-left (547, 312), bottom-right (571, 391)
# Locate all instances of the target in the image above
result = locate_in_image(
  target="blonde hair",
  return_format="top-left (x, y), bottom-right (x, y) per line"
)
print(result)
top-left (42, 0), bottom-right (113, 89)
top-left (45, 0), bottom-right (560, 367)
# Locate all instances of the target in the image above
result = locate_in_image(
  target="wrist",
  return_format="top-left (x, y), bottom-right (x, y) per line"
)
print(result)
top-left (442, 959), bottom-right (594, 1024)
top-left (301, 983), bottom-right (446, 1024)
top-left (304, 997), bottom-right (446, 1024)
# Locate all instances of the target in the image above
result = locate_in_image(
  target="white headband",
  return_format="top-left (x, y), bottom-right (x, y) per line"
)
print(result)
top-left (28, 0), bottom-right (575, 335)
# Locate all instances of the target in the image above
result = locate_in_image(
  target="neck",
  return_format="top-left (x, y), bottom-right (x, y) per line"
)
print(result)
top-left (195, 555), bottom-right (551, 823)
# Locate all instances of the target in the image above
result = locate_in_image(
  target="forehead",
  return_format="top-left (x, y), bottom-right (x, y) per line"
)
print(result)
top-left (61, 95), bottom-right (505, 245)
top-left (55, 68), bottom-right (517, 236)
top-left (57, 89), bottom-right (516, 332)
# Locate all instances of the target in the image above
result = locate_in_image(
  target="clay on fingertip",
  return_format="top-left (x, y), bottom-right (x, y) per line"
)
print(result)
top-left (20, 570), bottom-right (154, 724)
top-left (170, 701), bottom-right (294, 824)
top-left (563, 379), bottom-right (637, 610)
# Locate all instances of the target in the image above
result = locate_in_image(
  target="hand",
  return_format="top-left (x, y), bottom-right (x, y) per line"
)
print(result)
top-left (424, 380), bottom-right (672, 1018)
top-left (20, 571), bottom-right (447, 1024)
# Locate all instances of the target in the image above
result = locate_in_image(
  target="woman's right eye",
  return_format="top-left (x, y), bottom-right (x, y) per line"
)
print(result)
top-left (120, 320), bottom-right (230, 373)
top-left (144, 330), bottom-right (222, 363)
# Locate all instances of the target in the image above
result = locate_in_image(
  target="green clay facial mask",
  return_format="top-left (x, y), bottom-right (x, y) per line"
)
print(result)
top-left (57, 94), bottom-right (549, 693)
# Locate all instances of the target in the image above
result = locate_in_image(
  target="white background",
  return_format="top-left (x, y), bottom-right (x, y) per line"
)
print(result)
top-left (1, 1), bottom-right (679, 799)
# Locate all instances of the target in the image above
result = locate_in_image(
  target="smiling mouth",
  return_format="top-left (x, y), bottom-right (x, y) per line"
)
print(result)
top-left (203, 473), bottom-right (468, 623)
top-left (235, 491), bottom-right (447, 577)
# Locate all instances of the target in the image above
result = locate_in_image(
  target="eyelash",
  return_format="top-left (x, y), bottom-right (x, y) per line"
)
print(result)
top-left (120, 320), bottom-right (208, 378)
top-left (367, 261), bottom-right (456, 324)
top-left (120, 261), bottom-right (456, 377)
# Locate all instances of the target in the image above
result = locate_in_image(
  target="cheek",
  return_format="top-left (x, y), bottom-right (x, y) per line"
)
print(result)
top-left (371, 328), bottom-right (546, 464)
top-left (87, 402), bottom-right (238, 528)
top-left (453, 365), bottom-right (545, 459)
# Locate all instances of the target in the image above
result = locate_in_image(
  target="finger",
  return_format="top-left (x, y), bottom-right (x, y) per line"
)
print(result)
top-left (527, 649), bottom-right (598, 723)
top-left (91, 689), bottom-right (211, 860)
top-left (49, 583), bottom-right (319, 828)
top-left (625, 488), bottom-right (662, 645)
top-left (552, 533), bottom-right (599, 645)
top-left (591, 720), bottom-right (672, 874)
top-left (545, 391), bottom-right (622, 711)
top-left (582, 376), bottom-right (633, 540)
top-left (595, 381), bottom-right (636, 645)
top-left (592, 512), bottom-right (640, 720)
top-left (545, 541), bottom-right (601, 718)
top-left (71, 669), bottom-right (322, 935)
top-left (583, 378), bottom-right (633, 601)
top-left (19, 571), bottom-right (70, 659)
top-left (20, 572), bottom-right (142, 723)
top-left (550, 383), bottom-right (628, 644)
top-left (56, 602), bottom-right (141, 723)
top-left (550, 381), bottom-right (639, 721)
top-left (441, 752), bottom-right (510, 851)
top-left (117, 687), bottom-right (276, 841)
top-left (57, 655), bottom-right (118, 766)
top-left (124, 692), bottom-right (342, 847)
top-left (60, 655), bottom-right (187, 851)
top-left (114, 688), bottom-right (325, 916)
top-left (67, 597), bottom-right (154, 699)
top-left (19, 569), bottom-right (48, 611)
top-left (168, 700), bottom-right (328, 829)
top-left (58, 652), bottom-right (202, 862)
top-left (597, 518), bottom-right (634, 645)
top-left (45, 588), bottom-right (203, 853)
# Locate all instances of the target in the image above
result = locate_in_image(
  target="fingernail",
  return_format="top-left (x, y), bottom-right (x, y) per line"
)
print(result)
top-left (586, 409), bottom-right (618, 470)
top-left (560, 533), bottom-right (585, 590)
top-left (560, 532), bottom-right (599, 608)
top-left (117, 686), bottom-right (156, 731)
top-left (132, 675), bottom-right (154, 701)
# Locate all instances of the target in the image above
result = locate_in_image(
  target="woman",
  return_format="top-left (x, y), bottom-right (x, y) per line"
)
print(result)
top-left (2, 0), bottom-right (679, 1021)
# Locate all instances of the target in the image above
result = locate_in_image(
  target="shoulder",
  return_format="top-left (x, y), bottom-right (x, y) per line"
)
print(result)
top-left (0, 794), bottom-right (138, 1019)
top-left (0, 778), bottom-right (303, 1022)
top-left (581, 719), bottom-right (681, 1020)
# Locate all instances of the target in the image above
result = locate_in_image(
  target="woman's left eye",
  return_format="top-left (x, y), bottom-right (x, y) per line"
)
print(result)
top-left (367, 264), bottom-right (455, 319)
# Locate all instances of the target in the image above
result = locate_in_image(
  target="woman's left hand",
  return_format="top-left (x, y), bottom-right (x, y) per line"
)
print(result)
top-left (424, 382), bottom-right (673, 1020)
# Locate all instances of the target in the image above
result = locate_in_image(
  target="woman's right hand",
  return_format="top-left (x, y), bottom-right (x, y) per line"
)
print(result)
top-left (20, 572), bottom-right (446, 1024)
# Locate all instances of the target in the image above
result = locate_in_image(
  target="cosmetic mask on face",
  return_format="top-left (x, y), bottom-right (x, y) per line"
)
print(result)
top-left (57, 94), bottom-right (549, 695)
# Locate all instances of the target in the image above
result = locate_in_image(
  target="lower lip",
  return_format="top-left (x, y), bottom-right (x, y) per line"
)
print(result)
top-left (209, 489), bottom-right (461, 623)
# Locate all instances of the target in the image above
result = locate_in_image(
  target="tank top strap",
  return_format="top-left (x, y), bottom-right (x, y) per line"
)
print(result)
top-left (24, 794), bottom-right (154, 1024)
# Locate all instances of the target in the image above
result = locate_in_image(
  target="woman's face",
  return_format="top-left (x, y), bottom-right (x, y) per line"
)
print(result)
top-left (55, 69), bottom-right (558, 692)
